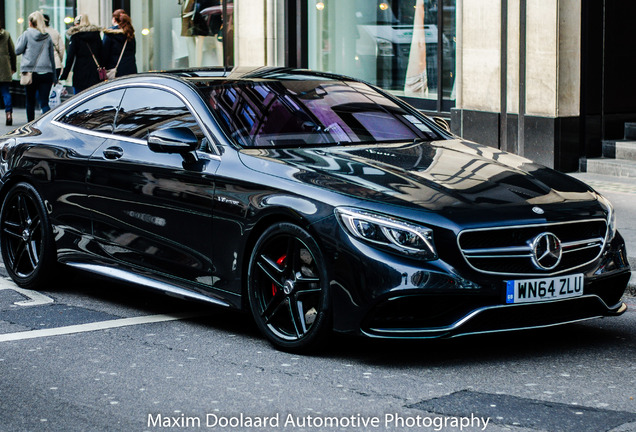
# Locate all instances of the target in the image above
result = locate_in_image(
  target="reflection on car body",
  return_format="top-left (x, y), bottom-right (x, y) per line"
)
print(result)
top-left (0, 67), bottom-right (630, 352)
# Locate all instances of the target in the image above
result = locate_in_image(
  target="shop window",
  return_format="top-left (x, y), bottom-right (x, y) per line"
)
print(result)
top-left (307, 0), bottom-right (456, 111)
top-left (172, 0), bottom-right (234, 68)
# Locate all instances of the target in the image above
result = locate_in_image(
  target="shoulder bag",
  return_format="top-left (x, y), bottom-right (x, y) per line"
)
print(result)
top-left (107, 39), bottom-right (128, 80)
top-left (87, 43), bottom-right (107, 81)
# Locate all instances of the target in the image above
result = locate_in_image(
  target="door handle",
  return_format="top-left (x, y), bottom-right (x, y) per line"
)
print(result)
top-left (103, 146), bottom-right (124, 160)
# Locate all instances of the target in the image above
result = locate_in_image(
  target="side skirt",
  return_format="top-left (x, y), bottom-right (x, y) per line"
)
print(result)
top-left (64, 262), bottom-right (232, 308)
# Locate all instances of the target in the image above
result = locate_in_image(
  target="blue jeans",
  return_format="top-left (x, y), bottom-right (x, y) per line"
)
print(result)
top-left (0, 83), bottom-right (12, 113)
top-left (25, 72), bottom-right (54, 122)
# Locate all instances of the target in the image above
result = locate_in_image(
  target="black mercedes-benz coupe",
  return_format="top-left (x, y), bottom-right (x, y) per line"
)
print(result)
top-left (0, 67), bottom-right (630, 351)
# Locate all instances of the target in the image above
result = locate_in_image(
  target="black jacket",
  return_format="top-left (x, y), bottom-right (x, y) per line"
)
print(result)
top-left (102, 27), bottom-right (137, 77)
top-left (60, 24), bottom-right (103, 92)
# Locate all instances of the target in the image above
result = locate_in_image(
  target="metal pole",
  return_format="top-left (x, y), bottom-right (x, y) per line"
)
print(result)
top-left (518, 0), bottom-right (526, 156)
top-left (500, 0), bottom-right (508, 151)
top-left (437, 0), bottom-right (443, 113)
top-left (601, 0), bottom-right (606, 143)
top-left (222, 0), bottom-right (228, 67)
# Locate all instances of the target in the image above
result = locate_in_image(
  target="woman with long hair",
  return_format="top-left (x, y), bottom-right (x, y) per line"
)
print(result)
top-left (59, 14), bottom-right (103, 94)
top-left (15, 11), bottom-right (56, 122)
top-left (102, 9), bottom-right (137, 77)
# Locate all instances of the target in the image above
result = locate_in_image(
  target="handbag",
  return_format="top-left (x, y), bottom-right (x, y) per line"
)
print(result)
top-left (20, 72), bottom-right (33, 85)
top-left (106, 68), bottom-right (117, 80)
top-left (87, 43), bottom-right (107, 81)
top-left (107, 39), bottom-right (128, 80)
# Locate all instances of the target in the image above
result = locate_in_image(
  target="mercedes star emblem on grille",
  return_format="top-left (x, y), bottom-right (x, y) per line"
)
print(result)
top-left (531, 232), bottom-right (562, 270)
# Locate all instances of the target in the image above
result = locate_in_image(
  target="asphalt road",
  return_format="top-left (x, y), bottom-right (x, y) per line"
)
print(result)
top-left (0, 271), bottom-right (635, 432)
top-left (1, 111), bottom-right (635, 431)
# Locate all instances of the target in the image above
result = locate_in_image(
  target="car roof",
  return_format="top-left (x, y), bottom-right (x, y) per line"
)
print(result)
top-left (162, 66), bottom-right (359, 85)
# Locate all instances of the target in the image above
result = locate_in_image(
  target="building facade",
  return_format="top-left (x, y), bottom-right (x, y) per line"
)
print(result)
top-left (2, 0), bottom-right (634, 172)
top-left (450, 0), bottom-right (636, 172)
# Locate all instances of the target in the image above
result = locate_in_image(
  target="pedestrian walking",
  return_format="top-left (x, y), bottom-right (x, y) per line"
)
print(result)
top-left (43, 14), bottom-right (64, 78)
top-left (102, 9), bottom-right (137, 78)
top-left (14, 11), bottom-right (56, 122)
top-left (0, 22), bottom-right (16, 126)
top-left (59, 14), bottom-right (103, 94)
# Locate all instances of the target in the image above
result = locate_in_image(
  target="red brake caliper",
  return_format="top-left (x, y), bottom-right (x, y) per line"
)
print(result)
top-left (272, 254), bottom-right (287, 296)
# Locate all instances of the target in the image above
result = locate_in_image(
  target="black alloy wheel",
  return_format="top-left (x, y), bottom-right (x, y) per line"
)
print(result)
top-left (247, 222), bottom-right (331, 351)
top-left (0, 183), bottom-right (56, 290)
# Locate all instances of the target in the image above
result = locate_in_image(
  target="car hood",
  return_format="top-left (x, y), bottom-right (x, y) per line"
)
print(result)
top-left (239, 140), bottom-right (601, 223)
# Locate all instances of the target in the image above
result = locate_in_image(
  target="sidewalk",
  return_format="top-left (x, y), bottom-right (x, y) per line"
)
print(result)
top-left (569, 172), bottom-right (636, 295)
top-left (0, 108), bottom-right (635, 294)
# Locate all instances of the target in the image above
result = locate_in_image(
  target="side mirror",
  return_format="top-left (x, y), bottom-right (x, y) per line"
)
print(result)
top-left (148, 127), bottom-right (199, 154)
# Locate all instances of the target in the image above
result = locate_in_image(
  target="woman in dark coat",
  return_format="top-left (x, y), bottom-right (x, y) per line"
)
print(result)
top-left (59, 14), bottom-right (103, 94)
top-left (102, 9), bottom-right (137, 77)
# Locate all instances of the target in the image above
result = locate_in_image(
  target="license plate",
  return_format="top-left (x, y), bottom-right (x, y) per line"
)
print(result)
top-left (506, 274), bottom-right (584, 304)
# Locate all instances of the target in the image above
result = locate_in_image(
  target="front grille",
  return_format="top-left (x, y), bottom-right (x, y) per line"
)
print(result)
top-left (458, 219), bottom-right (607, 276)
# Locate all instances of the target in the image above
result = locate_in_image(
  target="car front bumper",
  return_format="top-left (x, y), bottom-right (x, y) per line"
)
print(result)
top-left (327, 227), bottom-right (631, 339)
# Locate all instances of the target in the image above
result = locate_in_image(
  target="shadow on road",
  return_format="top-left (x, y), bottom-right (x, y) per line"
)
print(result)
top-left (33, 269), bottom-right (636, 365)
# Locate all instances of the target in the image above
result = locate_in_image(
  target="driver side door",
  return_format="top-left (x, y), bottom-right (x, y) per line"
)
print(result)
top-left (87, 86), bottom-right (219, 287)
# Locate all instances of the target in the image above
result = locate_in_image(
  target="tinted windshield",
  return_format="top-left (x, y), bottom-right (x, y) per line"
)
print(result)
top-left (201, 79), bottom-right (440, 148)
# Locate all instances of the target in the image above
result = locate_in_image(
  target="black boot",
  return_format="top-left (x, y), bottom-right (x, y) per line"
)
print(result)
top-left (5, 111), bottom-right (12, 126)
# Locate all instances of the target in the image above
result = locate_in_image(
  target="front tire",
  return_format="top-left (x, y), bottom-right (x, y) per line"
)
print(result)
top-left (247, 223), bottom-right (331, 352)
top-left (0, 183), bottom-right (57, 290)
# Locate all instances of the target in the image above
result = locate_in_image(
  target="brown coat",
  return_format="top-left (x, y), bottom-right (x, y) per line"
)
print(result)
top-left (0, 29), bottom-right (16, 83)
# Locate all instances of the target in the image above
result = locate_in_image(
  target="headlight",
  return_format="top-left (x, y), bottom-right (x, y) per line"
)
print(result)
top-left (335, 207), bottom-right (438, 260)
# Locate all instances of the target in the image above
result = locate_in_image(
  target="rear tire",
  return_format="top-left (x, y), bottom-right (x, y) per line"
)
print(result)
top-left (0, 183), bottom-right (57, 290)
top-left (247, 222), bottom-right (331, 352)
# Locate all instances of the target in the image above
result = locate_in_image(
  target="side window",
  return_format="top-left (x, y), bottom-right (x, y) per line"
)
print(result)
top-left (114, 88), bottom-right (204, 141)
top-left (57, 90), bottom-right (124, 133)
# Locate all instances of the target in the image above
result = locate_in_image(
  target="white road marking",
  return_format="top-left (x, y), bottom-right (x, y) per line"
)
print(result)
top-left (0, 312), bottom-right (203, 342)
top-left (0, 277), bottom-right (54, 307)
